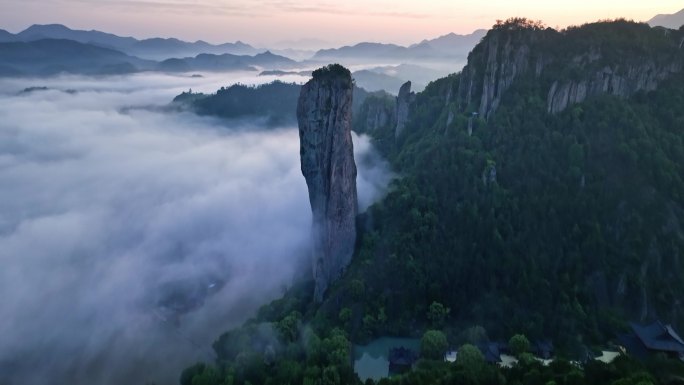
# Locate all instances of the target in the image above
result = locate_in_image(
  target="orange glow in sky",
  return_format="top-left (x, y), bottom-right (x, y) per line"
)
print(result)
top-left (0, 0), bottom-right (682, 46)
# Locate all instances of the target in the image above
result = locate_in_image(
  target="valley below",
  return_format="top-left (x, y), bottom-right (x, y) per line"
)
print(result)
top-left (0, 71), bottom-right (391, 385)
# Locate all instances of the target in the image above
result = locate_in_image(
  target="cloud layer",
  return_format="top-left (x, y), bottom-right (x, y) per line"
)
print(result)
top-left (0, 72), bottom-right (391, 385)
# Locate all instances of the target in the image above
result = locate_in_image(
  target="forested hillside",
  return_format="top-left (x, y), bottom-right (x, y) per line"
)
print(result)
top-left (179, 19), bottom-right (684, 385)
top-left (173, 81), bottom-right (381, 126)
top-left (174, 81), bottom-right (301, 125)
top-left (338, 18), bottom-right (684, 351)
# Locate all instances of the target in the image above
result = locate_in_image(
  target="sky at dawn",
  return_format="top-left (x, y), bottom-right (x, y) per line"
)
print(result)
top-left (0, 1), bottom-right (682, 47)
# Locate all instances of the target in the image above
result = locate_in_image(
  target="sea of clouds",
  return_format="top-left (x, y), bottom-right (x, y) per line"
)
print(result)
top-left (0, 72), bottom-right (392, 385)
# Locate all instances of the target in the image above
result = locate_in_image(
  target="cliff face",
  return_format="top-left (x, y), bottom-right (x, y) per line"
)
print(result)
top-left (463, 32), bottom-right (536, 118)
top-left (359, 94), bottom-right (395, 133)
top-left (395, 81), bottom-right (415, 137)
top-left (456, 20), bottom-right (684, 118)
top-left (456, 25), bottom-right (545, 118)
top-left (297, 65), bottom-right (358, 302)
top-left (546, 60), bottom-right (682, 113)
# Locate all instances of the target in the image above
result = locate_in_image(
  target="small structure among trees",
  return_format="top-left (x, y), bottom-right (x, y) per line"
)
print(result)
top-left (620, 321), bottom-right (684, 360)
top-left (388, 347), bottom-right (418, 373)
top-left (533, 340), bottom-right (554, 359)
top-left (475, 342), bottom-right (504, 364)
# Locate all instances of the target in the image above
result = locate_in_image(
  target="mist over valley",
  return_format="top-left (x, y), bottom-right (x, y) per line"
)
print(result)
top-left (0, 72), bottom-right (392, 385)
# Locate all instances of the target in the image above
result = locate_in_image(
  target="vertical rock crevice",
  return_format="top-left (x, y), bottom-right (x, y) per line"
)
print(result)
top-left (297, 65), bottom-right (358, 302)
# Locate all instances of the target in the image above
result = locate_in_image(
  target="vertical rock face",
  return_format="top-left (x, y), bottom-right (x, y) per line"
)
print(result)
top-left (456, 26), bottom-right (543, 119)
top-left (395, 81), bottom-right (415, 138)
top-left (455, 20), bottom-right (684, 118)
top-left (297, 65), bottom-right (358, 302)
top-left (360, 95), bottom-right (396, 133)
top-left (546, 61), bottom-right (682, 113)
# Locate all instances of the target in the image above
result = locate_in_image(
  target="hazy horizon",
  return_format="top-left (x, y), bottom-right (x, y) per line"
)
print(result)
top-left (1, 1), bottom-right (682, 48)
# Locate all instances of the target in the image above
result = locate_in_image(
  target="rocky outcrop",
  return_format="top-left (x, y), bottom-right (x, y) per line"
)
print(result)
top-left (547, 61), bottom-right (683, 113)
top-left (446, 110), bottom-right (455, 129)
top-left (395, 81), bottom-right (415, 138)
top-left (357, 94), bottom-right (395, 133)
top-left (478, 35), bottom-right (529, 118)
top-left (456, 26), bottom-right (544, 118)
top-left (456, 19), bottom-right (684, 118)
top-left (482, 161), bottom-right (497, 185)
top-left (297, 64), bottom-right (358, 302)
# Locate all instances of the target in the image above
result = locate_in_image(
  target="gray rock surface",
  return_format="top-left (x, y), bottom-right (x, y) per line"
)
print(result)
top-left (363, 97), bottom-right (395, 132)
top-left (456, 25), bottom-right (684, 118)
top-left (482, 163), bottom-right (497, 185)
top-left (546, 61), bottom-right (682, 113)
top-left (457, 30), bottom-right (538, 119)
top-left (395, 81), bottom-right (415, 138)
top-left (297, 66), bottom-right (358, 302)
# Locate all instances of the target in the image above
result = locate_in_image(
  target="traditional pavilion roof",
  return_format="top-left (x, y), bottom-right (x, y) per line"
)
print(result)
top-left (476, 342), bottom-right (503, 363)
top-left (533, 340), bottom-right (554, 359)
top-left (389, 347), bottom-right (418, 366)
top-left (629, 321), bottom-right (684, 353)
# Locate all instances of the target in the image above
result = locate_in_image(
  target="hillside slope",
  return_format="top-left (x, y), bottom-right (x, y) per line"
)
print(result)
top-left (341, 19), bottom-right (684, 349)
top-left (178, 19), bottom-right (684, 385)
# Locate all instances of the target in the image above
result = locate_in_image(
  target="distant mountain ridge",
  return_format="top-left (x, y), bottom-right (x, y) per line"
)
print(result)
top-left (1, 23), bottom-right (487, 71)
top-left (15, 24), bottom-right (137, 47)
top-left (0, 39), bottom-right (155, 76)
top-left (648, 8), bottom-right (684, 29)
top-left (0, 24), bottom-right (259, 60)
top-left (410, 29), bottom-right (488, 50)
top-left (0, 39), bottom-right (299, 77)
top-left (157, 51), bottom-right (297, 73)
top-left (0, 29), bottom-right (15, 41)
top-left (1, 23), bottom-right (487, 92)
top-left (312, 29), bottom-right (486, 63)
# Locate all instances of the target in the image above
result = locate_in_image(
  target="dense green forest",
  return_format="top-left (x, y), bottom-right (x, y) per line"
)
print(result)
top-left (179, 20), bottom-right (684, 385)
top-left (173, 81), bottom-right (301, 125)
top-left (173, 80), bottom-right (379, 126)
top-left (340, 20), bottom-right (684, 351)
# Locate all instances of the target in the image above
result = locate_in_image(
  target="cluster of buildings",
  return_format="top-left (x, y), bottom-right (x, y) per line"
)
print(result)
top-left (354, 320), bottom-right (684, 382)
top-left (444, 340), bottom-right (555, 367)
top-left (443, 320), bottom-right (684, 368)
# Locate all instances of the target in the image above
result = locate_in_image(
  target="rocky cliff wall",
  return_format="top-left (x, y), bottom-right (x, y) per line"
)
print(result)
top-left (455, 20), bottom-right (684, 118)
top-left (395, 81), bottom-right (415, 137)
top-left (297, 65), bottom-right (358, 302)
top-left (547, 60), bottom-right (683, 113)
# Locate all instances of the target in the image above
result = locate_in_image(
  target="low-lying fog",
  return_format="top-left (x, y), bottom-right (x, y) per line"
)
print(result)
top-left (0, 72), bottom-right (392, 385)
